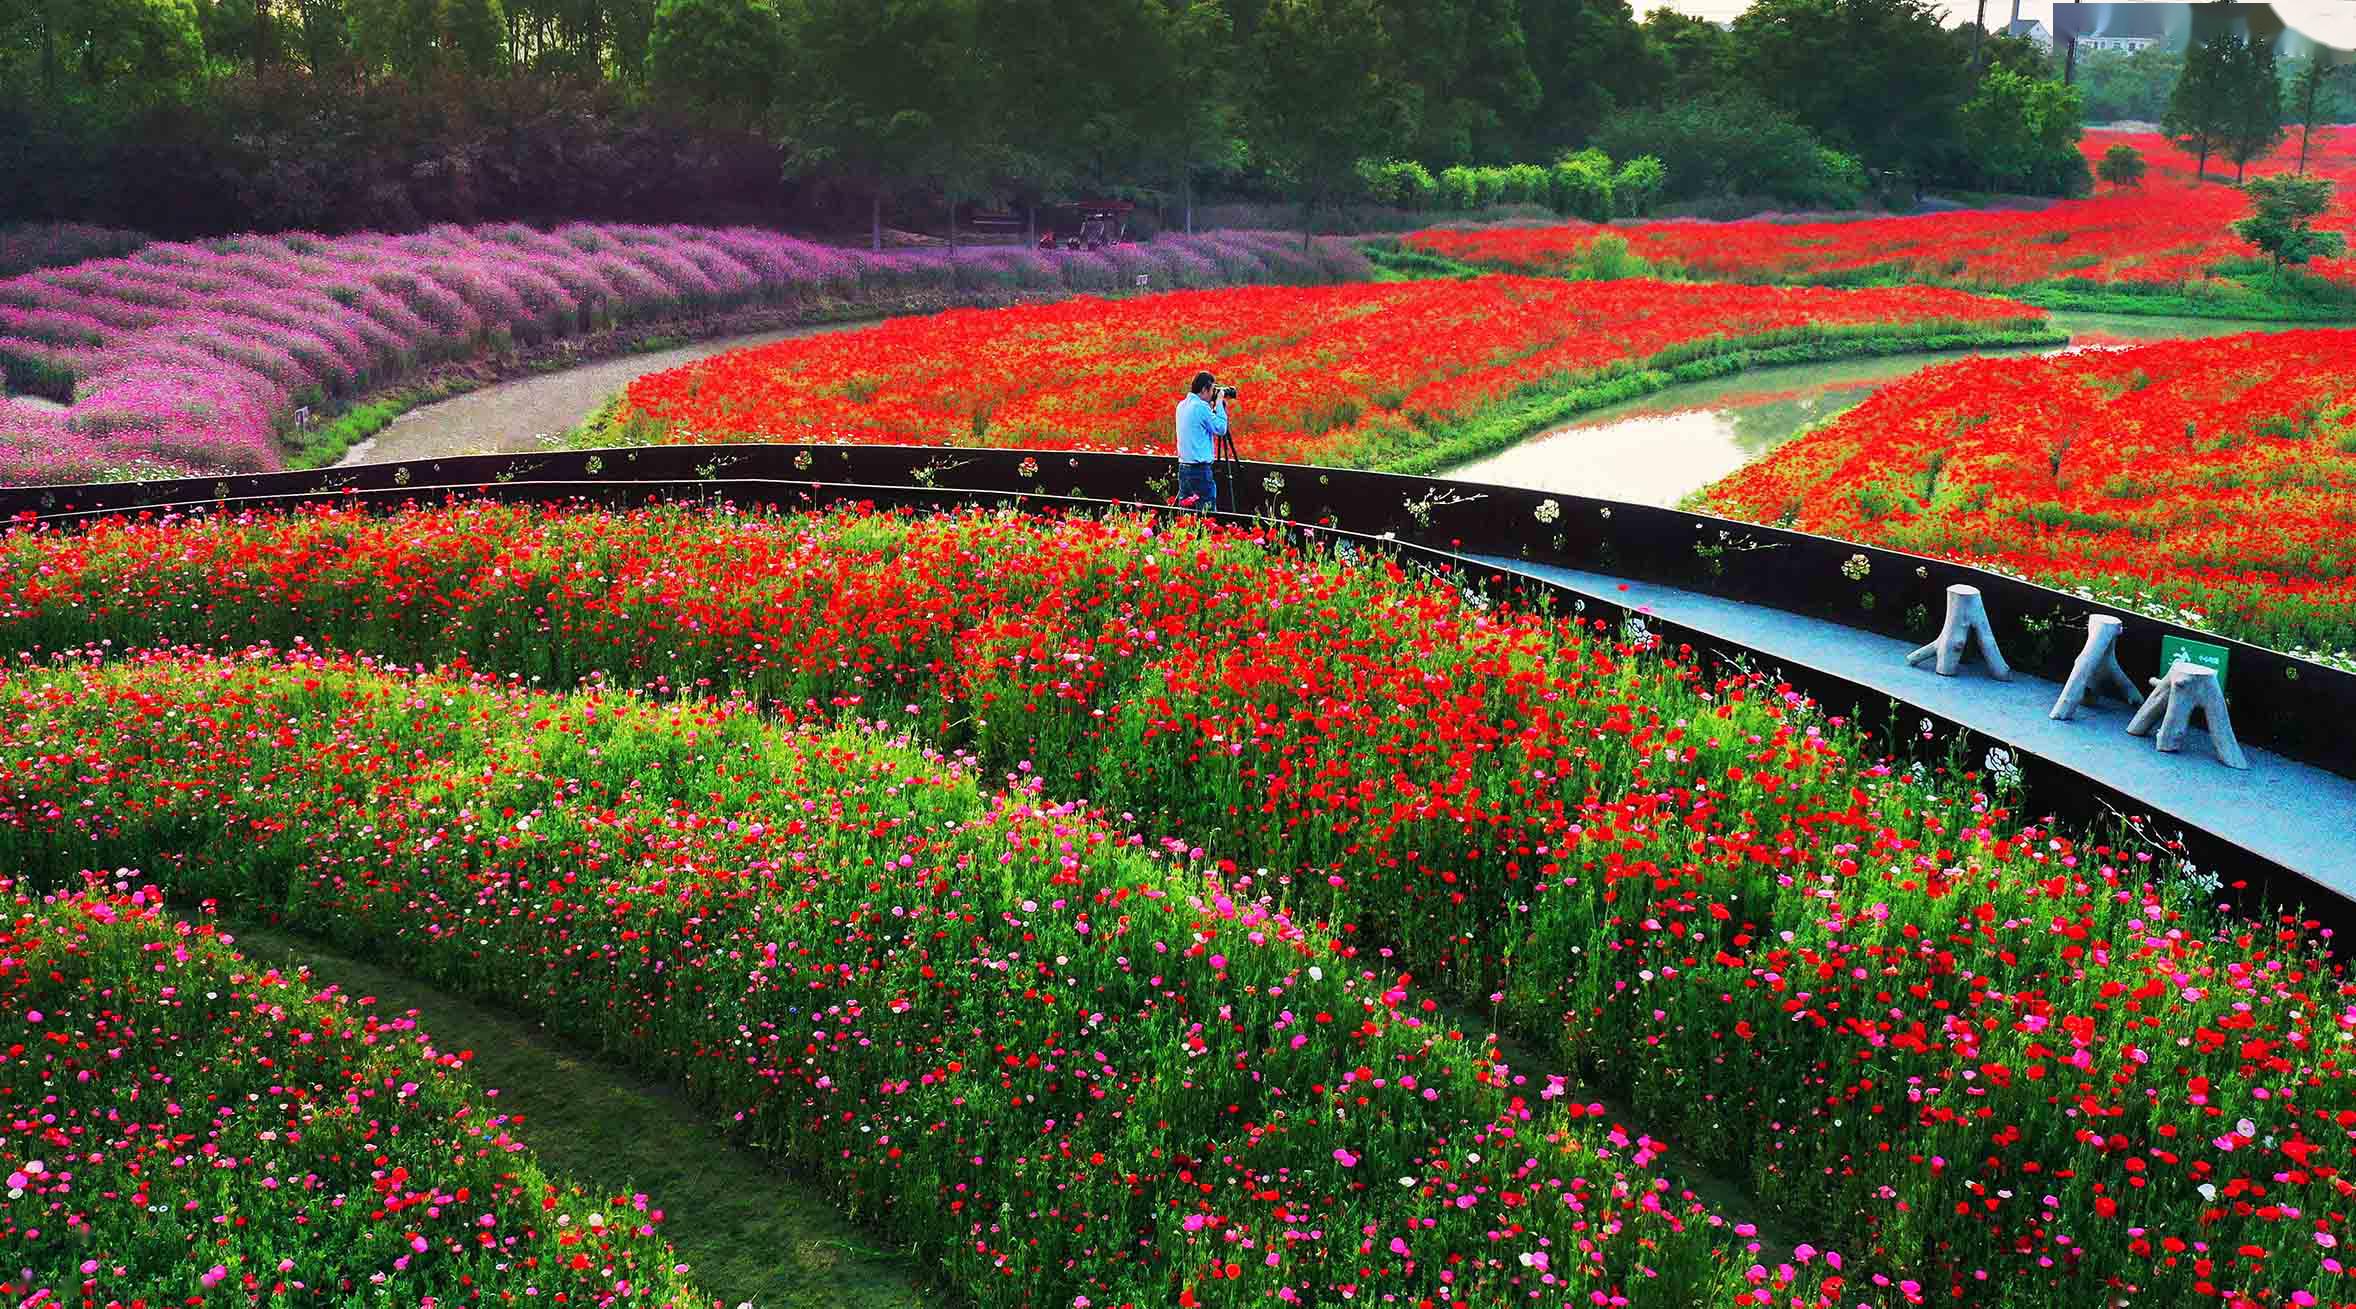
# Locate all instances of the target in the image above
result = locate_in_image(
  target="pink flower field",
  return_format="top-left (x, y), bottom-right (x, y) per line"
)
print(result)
top-left (0, 223), bottom-right (1365, 484)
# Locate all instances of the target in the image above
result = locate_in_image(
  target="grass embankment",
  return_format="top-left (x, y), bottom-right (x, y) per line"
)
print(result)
top-left (227, 925), bottom-right (928, 1308)
top-left (4, 504), bottom-right (2348, 1307)
top-left (1378, 231), bottom-right (2356, 323)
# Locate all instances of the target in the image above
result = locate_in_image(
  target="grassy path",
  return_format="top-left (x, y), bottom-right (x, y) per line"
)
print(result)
top-left (226, 923), bottom-right (933, 1309)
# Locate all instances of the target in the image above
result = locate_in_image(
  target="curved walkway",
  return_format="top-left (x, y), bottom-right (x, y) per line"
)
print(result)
top-left (1477, 555), bottom-right (2356, 897)
top-left (339, 321), bottom-right (865, 466)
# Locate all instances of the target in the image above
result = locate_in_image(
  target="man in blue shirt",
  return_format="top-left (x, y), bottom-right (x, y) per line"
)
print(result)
top-left (1174, 371), bottom-right (1231, 511)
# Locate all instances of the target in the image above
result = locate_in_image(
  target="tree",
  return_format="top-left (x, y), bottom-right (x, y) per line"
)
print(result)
top-left (1377, 0), bottom-right (1538, 163)
top-left (1246, 0), bottom-right (1415, 240)
top-left (2076, 45), bottom-right (2183, 124)
top-left (1, 0), bottom-right (208, 100)
top-left (779, 0), bottom-right (997, 251)
top-left (1518, 0), bottom-right (1659, 156)
top-left (1730, 0), bottom-right (1972, 180)
top-left (2221, 34), bottom-right (2283, 183)
top-left (1641, 9), bottom-right (1733, 103)
top-left (646, 0), bottom-right (788, 117)
top-left (2289, 53), bottom-right (2336, 174)
top-left (2232, 174), bottom-right (2346, 272)
top-left (2096, 143), bottom-right (2146, 190)
top-left (2163, 30), bottom-right (2238, 181)
top-left (350, 0), bottom-right (507, 76)
top-left (1956, 66), bottom-right (2085, 195)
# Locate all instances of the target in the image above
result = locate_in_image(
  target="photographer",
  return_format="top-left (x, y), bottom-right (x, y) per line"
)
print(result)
top-left (1174, 371), bottom-right (1233, 511)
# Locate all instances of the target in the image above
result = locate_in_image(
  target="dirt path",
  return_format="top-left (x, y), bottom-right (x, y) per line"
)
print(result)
top-left (340, 321), bottom-right (864, 466)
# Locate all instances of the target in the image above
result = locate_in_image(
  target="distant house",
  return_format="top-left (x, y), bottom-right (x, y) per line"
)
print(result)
top-left (2006, 18), bottom-right (2053, 49)
top-left (2080, 32), bottom-right (2161, 53)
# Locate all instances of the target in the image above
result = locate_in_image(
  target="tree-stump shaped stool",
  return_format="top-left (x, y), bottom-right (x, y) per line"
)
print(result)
top-left (2125, 663), bottom-right (2249, 770)
top-left (2049, 614), bottom-right (2144, 721)
top-left (1906, 584), bottom-right (2012, 681)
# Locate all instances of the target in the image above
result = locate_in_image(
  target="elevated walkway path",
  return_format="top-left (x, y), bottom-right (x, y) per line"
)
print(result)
top-left (1474, 555), bottom-right (2356, 900)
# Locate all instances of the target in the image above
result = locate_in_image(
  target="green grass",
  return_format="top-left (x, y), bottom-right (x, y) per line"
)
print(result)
top-left (226, 923), bottom-right (931, 1309)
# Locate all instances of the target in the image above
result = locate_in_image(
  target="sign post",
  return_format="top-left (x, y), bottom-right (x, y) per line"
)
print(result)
top-left (2161, 635), bottom-right (2232, 694)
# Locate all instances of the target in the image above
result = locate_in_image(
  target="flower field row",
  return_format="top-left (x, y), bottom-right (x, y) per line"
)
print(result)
top-left (1698, 329), bottom-right (2356, 661)
top-left (0, 655), bottom-right (1805, 1308)
top-left (3, 502), bottom-right (2350, 1306)
top-left (0, 223), bottom-right (1364, 485)
top-left (0, 881), bottom-right (705, 1304)
top-left (1402, 130), bottom-right (2356, 294)
top-left (612, 277), bottom-right (2050, 472)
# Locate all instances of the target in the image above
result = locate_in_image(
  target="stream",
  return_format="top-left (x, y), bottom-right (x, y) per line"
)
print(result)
top-left (1447, 312), bottom-right (2306, 506)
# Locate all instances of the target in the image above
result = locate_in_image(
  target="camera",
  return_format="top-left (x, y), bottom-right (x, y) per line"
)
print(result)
top-left (1216, 385), bottom-right (1238, 401)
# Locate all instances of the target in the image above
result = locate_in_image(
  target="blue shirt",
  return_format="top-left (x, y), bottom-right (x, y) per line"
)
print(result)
top-left (1175, 393), bottom-right (1228, 464)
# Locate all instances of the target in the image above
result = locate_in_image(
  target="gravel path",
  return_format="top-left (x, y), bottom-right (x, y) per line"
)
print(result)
top-left (340, 321), bottom-right (862, 467)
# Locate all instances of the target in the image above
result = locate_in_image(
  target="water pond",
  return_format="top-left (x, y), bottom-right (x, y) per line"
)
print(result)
top-left (1447, 312), bottom-right (2309, 506)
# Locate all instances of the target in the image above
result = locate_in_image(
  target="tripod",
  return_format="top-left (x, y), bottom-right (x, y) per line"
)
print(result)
top-left (1213, 429), bottom-right (1243, 515)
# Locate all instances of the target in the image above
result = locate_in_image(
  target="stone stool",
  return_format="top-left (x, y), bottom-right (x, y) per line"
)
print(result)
top-left (2050, 615), bottom-right (2144, 721)
top-left (2126, 663), bottom-right (2248, 769)
top-left (1907, 584), bottom-right (2012, 681)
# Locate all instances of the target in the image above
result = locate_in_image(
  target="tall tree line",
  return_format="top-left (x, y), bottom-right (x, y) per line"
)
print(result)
top-left (1, 0), bottom-right (2094, 236)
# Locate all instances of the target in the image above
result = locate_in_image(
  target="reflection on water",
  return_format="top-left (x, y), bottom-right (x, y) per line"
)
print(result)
top-left (1449, 312), bottom-right (2305, 506)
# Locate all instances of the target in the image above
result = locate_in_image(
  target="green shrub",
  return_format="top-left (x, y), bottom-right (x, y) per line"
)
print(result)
top-left (1435, 164), bottom-right (1482, 210)
top-left (1355, 157), bottom-right (1438, 208)
top-left (1497, 161), bottom-right (1550, 205)
top-left (1552, 148), bottom-right (1618, 221)
top-left (1613, 154), bottom-right (1667, 216)
top-left (1594, 96), bottom-right (1863, 209)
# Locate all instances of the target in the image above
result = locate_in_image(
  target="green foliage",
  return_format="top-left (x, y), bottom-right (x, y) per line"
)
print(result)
top-left (778, 0), bottom-right (996, 246)
top-left (1551, 147), bottom-right (1615, 220)
top-left (2097, 144), bottom-right (2146, 191)
top-left (2232, 174), bottom-right (2348, 272)
top-left (1595, 95), bottom-right (1862, 208)
top-left (1612, 152), bottom-right (1666, 215)
top-left (2222, 35), bottom-right (2285, 182)
top-left (1730, 0), bottom-right (1972, 179)
top-left (1248, 0), bottom-right (1415, 220)
top-left (647, 0), bottom-right (789, 115)
top-left (1957, 66), bottom-right (2087, 195)
top-left (350, 0), bottom-right (507, 76)
top-left (1642, 9), bottom-right (1733, 101)
top-left (2076, 45), bottom-right (2183, 124)
top-left (2165, 30), bottom-right (2278, 181)
top-left (1354, 157), bottom-right (1437, 208)
top-left (1499, 160), bottom-right (1551, 205)
top-left (1434, 163), bottom-right (1481, 211)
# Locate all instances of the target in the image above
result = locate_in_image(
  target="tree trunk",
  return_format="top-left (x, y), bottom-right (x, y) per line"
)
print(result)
top-left (40, 0), bottom-right (56, 104)
top-left (871, 194), bottom-right (883, 253)
top-left (255, 0), bottom-right (270, 73)
top-left (948, 195), bottom-right (958, 254)
top-left (1972, 0), bottom-right (1988, 72)
top-left (1183, 170), bottom-right (1194, 236)
top-left (1026, 204), bottom-right (1035, 246)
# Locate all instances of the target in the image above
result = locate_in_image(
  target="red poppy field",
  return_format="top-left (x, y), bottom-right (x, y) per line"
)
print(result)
top-left (1698, 329), bottom-right (2356, 662)
top-left (2, 501), bottom-right (2351, 1308)
top-left (1403, 130), bottom-right (2356, 296)
top-left (609, 276), bottom-right (2049, 473)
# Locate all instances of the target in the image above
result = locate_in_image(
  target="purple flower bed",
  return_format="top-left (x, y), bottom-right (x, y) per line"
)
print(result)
top-left (0, 223), bottom-right (1367, 485)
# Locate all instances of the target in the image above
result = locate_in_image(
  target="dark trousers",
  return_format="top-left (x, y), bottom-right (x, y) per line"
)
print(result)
top-left (1177, 461), bottom-right (1219, 512)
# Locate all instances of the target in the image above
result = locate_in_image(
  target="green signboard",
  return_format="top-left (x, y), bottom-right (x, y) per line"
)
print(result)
top-left (2161, 635), bottom-right (2231, 694)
